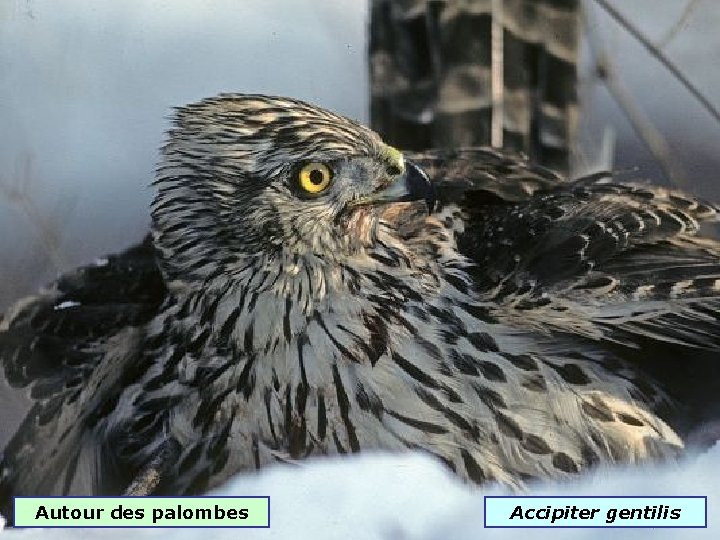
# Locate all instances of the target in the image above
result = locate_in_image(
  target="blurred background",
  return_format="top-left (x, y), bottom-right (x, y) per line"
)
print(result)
top-left (1, 0), bottom-right (719, 311)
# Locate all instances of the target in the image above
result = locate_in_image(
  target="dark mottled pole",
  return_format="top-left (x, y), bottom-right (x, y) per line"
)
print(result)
top-left (369, 0), bottom-right (580, 172)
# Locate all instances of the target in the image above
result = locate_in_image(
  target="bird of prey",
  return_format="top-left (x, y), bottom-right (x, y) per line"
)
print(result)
top-left (2, 94), bottom-right (720, 518)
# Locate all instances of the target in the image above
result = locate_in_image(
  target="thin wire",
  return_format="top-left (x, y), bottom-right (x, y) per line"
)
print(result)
top-left (592, 0), bottom-right (720, 125)
top-left (657, 0), bottom-right (702, 50)
top-left (582, 2), bottom-right (688, 188)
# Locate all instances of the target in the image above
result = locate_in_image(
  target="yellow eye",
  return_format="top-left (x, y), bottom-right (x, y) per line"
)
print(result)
top-left (297, 162), bottom-right (333, 194)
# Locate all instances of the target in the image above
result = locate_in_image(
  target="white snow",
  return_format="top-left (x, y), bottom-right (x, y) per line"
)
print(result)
top-left (5, 445), bottom-right (718, 539)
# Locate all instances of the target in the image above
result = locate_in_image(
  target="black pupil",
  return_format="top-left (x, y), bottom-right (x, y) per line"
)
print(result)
top-left (309, 168), bottom-right (325, 185)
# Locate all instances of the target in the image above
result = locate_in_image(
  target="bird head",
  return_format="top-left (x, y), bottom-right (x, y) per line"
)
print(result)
top-left (152, 94), bottom-right (434, 284)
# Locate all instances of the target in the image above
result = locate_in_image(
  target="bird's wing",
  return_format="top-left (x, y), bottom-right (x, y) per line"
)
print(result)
top-left (444, 172), bottom-right (720, 341)
top-left (0, 236), bottom-right (166, 509)
top-left (409, 147), bottom-right (565, 205)
top-left (414, 150), bottom-right (720, 335)
top-left (421, 151), bottom-right (720, 431)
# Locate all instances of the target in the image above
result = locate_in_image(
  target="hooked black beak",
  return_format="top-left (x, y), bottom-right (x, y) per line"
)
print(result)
top-left (353, 160), bottom-right (437, 212)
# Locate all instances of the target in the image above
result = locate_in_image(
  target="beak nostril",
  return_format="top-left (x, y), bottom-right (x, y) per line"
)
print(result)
top-left (386, 164), bottom-right (403, 176)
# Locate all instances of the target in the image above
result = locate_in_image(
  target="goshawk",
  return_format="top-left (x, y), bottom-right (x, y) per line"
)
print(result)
top-left (2, 94), bottom-right (719, 516)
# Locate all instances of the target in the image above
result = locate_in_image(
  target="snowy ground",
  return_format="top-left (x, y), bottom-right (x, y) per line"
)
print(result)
top-left (4, 444), bottom-right (718, 540)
